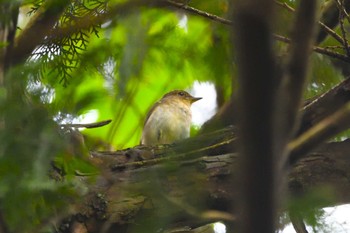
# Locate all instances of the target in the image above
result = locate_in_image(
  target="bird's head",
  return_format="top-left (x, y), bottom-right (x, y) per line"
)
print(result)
top-left (162, 90), bottom-right (202, 106)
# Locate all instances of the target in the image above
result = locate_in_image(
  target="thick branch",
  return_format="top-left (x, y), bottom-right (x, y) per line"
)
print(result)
top-left (65, 137), bottom-right (350, 233)
top-left (232, 0), bottom-right (277, 232)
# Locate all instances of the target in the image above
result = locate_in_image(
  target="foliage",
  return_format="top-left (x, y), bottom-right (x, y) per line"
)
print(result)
top-left (44, 6), bottom-right (232, 149)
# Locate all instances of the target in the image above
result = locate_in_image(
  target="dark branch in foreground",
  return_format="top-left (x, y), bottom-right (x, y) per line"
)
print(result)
top-left (233, 0), bottom-right (277, 232)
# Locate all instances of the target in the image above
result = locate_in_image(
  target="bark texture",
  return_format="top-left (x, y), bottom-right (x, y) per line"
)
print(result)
top-left (57, 128), bottom-right (350, 233)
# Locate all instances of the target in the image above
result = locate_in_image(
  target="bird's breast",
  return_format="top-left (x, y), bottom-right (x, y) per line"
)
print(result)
top-left (141, 102), bottom-right (192, 145)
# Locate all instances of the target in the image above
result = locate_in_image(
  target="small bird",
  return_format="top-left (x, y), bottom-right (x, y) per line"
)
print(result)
top-left (141, 90), bottom-right (202, 145)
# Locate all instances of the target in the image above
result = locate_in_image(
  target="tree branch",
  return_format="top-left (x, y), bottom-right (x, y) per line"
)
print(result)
top-left (274, 34), bottom-right (350, 63)
top-left (60, 119), bottom-right (112, 129)
top-left (299, 77), bottom-right (350, 134)
top-left (9, 0), bottom-right (70, 67)
top-left (288, 101), bottom-right (350, 166)
top-left (0, 2), bottom-right (20, 84)
top-left (335, 0), bottom-right (350, 57)
top-left (63, 136), bottom-right (350, 233)
top-left (50, 0), bottom-right (167, 41)
top-left (275, 0), bottom-right (345, 46)
top-left (277, 0), bottom-right (318, 141)
top-left (232, 0), bottom-right (278, 232)
top-left (165, 0), bottom-right (232, 25)
top-left (289, 211), bottom-right (309, 233)
top-left (167, 0), bottom-right (350, 63)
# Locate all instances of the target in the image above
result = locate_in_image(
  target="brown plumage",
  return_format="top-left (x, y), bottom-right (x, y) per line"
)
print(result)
top-left (141, 90), bottom-right (201, 145)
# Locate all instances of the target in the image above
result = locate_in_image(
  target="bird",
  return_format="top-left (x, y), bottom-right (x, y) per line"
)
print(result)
top-left (141, 90), bottom-right (202, 145)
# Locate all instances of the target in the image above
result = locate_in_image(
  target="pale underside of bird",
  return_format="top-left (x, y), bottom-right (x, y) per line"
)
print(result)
top-left (141, 90), bottom-right (201, 145)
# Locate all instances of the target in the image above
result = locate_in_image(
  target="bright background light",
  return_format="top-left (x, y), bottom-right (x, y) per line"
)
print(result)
top-left (73, 110), bottom-right (99, 124)
top-left (281, 204), bottom-right (350, 233)
top-left (214, 222), bottom-right (226, 233)
top-left (190, 81), bottom-right (217, 126)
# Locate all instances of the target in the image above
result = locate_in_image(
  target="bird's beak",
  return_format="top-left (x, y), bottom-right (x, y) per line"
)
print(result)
top-left (191, 97), bottom-right (202, 103)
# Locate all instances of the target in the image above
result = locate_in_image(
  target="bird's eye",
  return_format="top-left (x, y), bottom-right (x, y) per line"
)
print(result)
top-left (178, 92), bottom-right (185, 96)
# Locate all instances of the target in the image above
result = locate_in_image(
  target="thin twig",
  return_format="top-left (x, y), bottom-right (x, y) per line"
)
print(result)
top-left (336, 0), bottom-right (350, 23)
top-left (313, 47), bottom-right (350, 62)
top-left (318, 21), bottom-right (345, 46)
top-left (274, 0), bottom-right (294, 12)
top-left (165, 0), bottom-right (232, 25)
top-left (60, 119), bottom-right (112, 129)
top-left (21, 0), bottom-right (348, 67)
top-left (167, 0), bottom-right (350, 63)
top-left (274, 34), bottom-right (350, 62)
top-left (323, 45), bottom-right (344, 50)
top-left (336, 0), bottom-right (350, 57)
top-left (275, 0), bottom-right (345, 47)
